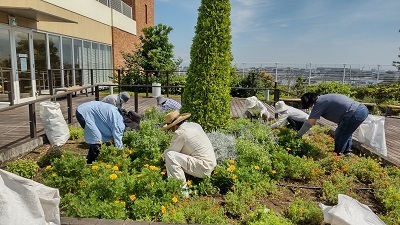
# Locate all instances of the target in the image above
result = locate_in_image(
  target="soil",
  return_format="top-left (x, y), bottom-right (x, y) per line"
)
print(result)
top-left (0, 138), bottom-right (384, 216)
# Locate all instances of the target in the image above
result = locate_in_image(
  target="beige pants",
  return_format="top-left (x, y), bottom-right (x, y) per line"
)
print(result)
top-left (164, 151), bottom-right (212, 188)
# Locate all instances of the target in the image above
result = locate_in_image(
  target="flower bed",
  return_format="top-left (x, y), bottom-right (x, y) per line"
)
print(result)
top-left (4, 108), bottom-right (400, 224)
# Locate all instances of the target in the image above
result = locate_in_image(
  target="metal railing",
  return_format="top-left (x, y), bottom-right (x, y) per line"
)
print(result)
top-left (96, 0), bottom-right (133, 18)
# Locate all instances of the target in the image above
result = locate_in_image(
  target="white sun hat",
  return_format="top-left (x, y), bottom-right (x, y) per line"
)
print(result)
top-left (275, 101), bottom-right (288, 113)
top-left (244, 96), bottom-right (258, 109)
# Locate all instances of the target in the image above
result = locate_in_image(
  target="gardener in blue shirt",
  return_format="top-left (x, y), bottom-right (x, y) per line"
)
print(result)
top-left (296, 93), bottom-right (368, 156)
top-left (76, 101), bottom-right (125, 163)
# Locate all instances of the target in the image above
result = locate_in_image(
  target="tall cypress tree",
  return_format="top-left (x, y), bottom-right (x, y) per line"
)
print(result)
top-left (181, 0), bottom-right (233, 131)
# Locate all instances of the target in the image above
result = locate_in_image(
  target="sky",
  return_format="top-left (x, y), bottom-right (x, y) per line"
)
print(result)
top-left (155, 0), bottom-right (400, 69)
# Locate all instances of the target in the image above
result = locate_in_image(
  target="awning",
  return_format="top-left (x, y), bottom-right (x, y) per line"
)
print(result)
top-left (0, 7), bottom-right (77, 23)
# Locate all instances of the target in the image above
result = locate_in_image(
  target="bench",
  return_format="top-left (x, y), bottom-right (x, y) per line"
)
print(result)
top-left (54, 86), bottom-right (88, 97)
top-left (386, 105), bottom-right (400, 117)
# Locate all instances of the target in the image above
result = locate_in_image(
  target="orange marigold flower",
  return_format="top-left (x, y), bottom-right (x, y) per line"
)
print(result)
top-left (45, 165), bottom-right (52, 170)
top-left (91, 165), bottom-right (99, 170)
top-left (109, 173), bottom-right (117, 180)
top-left (129, 195), bottom-right (136, 201)
top-left (149, 165), bottom-right (158, 171)
top-left (172, 197), bottom-right (178, 203)
top-left (186, 180), bottom-right (192, 186)
top-left (272, 170), bottom-right (276, 174)
top-left (112, 166), bottom-right (119, 171)
top-left (229, 159), bottom-right (235, 165)
top-left (106, 164), bottom-right (111, 169)
top-left (161, 205), bottom-right (166, 214)
top-left (254, 165), bottom-right (260, 170)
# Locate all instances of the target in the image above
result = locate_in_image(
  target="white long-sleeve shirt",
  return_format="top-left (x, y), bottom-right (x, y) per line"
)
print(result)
top-left (163, 122), bottom-right (217, 173)
top-left (270, 106), bottom-right (309, 128)
top-left (243, 100), bottom-right (270, 118)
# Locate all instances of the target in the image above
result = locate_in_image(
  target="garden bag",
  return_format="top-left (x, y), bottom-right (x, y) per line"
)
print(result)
top-left (39, 101), bottom-right (70, 146)
top-left (319, 194), bottom-right (385, 225)
top-left (0, 169), bottom-right (61, 225)
top-left (357, 114), bottom-right (387, 156)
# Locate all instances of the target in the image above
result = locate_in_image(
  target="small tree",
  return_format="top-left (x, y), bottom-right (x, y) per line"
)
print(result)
top-left (181, 0), bottom-right (233, 131)
top-left (122, 24), bottom-right (179, 85)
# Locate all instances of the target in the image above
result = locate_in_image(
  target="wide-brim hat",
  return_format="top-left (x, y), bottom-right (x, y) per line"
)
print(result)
top-left (119, 92), bottom-right (130, 103)
top-left (161, 110), bottom-right (191, 131)
top-left (275, 101), bottom-right (288, 113)
top-left (245, 96), bottom-right (258, 109)
top-left (157, 95), bottom-right (168, 105)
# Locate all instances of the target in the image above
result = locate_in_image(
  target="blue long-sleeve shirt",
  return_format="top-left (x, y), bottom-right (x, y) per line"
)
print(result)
top-left (77, 101), bottom-right (125, 148)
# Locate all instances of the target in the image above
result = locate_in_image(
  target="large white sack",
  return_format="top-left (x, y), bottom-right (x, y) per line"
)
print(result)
top-left (319, 194), bottom-right (385, 225)
top-left (39, 101), bottom-right (70, 146)
top-left (0, 169), bottom-right (60, 225)
top-left (357, 114), bottom-right (387, 156)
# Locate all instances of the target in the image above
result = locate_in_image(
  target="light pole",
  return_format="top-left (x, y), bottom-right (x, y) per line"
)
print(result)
top-left (376, 65), bottom-right (381, 84)
top-left (275, 62), bottom-right (278, 85)
top-left (342, 63), bottom-right (346, 84)
top-left (308, 62), bottom-right (312, 86)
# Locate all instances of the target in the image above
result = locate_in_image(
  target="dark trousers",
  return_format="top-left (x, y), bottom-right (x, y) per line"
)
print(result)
top-left (76, 110), bottom-right (86, 129)
top-left (287, 116), bottom-right (305, 131)
top-left (87, 144), bottom-right (101, 164)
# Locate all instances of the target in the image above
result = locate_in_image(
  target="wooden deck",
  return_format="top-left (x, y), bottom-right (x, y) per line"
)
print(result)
top-left (0, 94), bottom-right (399, 166)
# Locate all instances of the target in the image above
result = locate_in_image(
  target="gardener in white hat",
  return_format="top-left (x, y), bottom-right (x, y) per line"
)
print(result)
top-left (270, 101), bottom-right (309, 130)
top-left (156, 95), bottom-right (182, 112)
top-left (243, 96), bottom-right (271, 123)
top-left (102, 92), bottom-right (130, 109)
top-left (161, 110), bottom-right (217, 198)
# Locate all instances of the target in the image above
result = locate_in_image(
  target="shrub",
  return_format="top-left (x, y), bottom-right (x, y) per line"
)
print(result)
top-left (245, 207), bottom-right (293, 225)
top-left (69, 125), bottom-right (84, 140)
top-left (180, 0), bottom-right (233, 132)
top-left (37, 146), bottom-right (63, 168)
top-left (7, 159), bottom-right (39, 179)
top-left (207, 131), bottom-right (236, 164)
top-left (285, 198), bottom-right (324, 225)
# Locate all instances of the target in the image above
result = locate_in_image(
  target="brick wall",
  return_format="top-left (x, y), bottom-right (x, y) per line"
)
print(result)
top-left (112, 0), bottom-right (154, 69)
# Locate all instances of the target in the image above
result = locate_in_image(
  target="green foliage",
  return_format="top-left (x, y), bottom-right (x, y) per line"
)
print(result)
top-left (122, 24), bottom-right (179, 85)
top-left (69, 125), bottom-right (84, 140)
top-left (347, 156), bottom-right (385, 184)
top-left (6, 159), bottom-right (39, 179)
top-left (308, 81), bottom-right (353, 96)
top-left (181, 0), bottom-right (233, 132)
top-left (246, 207), bottom-right (293, 225)
top-left (322, 172), bottom-right (355, 204)
top-left (230, 71), bottom-right (274, 98)
top-left (37, 147), bottom-right (64, 168)
top-left (224, 182), bottom-right (258, 220)
top-left (286, 198), bottom-right (324, 225)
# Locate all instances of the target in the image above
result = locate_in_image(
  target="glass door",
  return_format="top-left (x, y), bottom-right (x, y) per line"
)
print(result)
top-left (11, 28), bottom-right (36, 103)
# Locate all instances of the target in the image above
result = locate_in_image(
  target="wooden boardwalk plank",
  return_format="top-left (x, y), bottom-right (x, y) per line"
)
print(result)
top-left (0, 95), bottom-right (399, 166)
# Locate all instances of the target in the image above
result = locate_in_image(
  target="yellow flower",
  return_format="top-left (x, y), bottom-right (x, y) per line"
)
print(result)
top-left (114, 200), bottom-right (120, 204)
top-left (106, 164), bottom-right (111, 169)
top-left (112, 166), bottom-right (119, 171)
top-left (160, 171), bottom-right (166, 175)
top-left (136, 174), bottom-right (142, 178)
top-left (151, 182), bottom-right (154, 186)
top-left (161, 205), bottom-right (166, 214)
top-left (149, 165), bottom-right (158, 171)
top-left (121, 201), bottom-right (126, 207)
top-left (286, 147), bottom-right (291, 151)
top-left (122, 154), bottom-right (128, 158)
top-left (148, 109), bottom-right (153, 113)
top-left (227, 165), bottom-right (236, 172)
top-left (91, 165), bottom-right (99, 170)
top-left (61, 154), bottom-right (65, 158)
top-left (213, 170), bottom-right (218, 174)
top-left (45, 165), bottom-right (52, 170)
top-left (172, 197), bottom-right (178, 203)
top-left (229, 159), bottom-right (235, 165)
top-left (254, 165), bottom-right (260, 170)
top-left (186, 180), bottom-right (192, 186)
top-left (129, 195), bottom-right (136, 201)
top-left (272, 170), bottom-right (276, 174)
top-left (109, 173), bottom-right (117, 180)
top-left (51, 172), bottom-right (57, 177)
top-left (232, 175), bottom-right (237, 179)
top-left (144, 164), bottom-right (149, 167)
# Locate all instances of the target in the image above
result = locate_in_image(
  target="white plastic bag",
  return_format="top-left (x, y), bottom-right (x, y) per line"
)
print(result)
top-left (319, 194), bottom-right (385, 225)
top-left (0, 169), bottom-right (61, 225)
top-left (39, 101), bottom-right (70, 146)
top-left (357, 114), bottom-right (387, 156)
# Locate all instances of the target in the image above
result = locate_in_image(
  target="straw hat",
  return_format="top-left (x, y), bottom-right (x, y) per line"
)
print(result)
top-left (156, 95), bottom-right (168, 105)
top-left (161, 110), bottom-right (191, 131)
top-left (245, 96), bottom-right (258, 109)
top-left (275, 101), bottom-right (288, 113)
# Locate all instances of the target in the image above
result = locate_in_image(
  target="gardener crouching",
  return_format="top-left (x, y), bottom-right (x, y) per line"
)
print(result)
top-left (161, 110), bottom-right (217, 198)
top-left (243, 96), bottom-right (272, 123)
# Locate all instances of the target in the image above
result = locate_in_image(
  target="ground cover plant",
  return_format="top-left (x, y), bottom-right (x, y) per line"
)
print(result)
top-left (2, 109), bottom-right (400, 224)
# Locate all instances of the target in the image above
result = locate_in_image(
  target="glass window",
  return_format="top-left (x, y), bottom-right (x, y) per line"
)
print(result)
top-left (73, 39), bottom-right (83, 85)
top-left (33, 32), bottom-right (47, 93)
top-left (0, 29), bottom-right (12, 98)
top-left (62, 37), bottom-right (73, 86)
top-left (48, 35), bottom-right (61, 87)
top-left (91, 43), bottom-right (99, 83)
top-left (82, 41), bottom-right (91, 85)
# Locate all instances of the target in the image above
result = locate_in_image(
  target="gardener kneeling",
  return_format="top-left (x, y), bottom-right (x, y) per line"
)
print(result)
top-left (161, 110), bottom-right (217, 198)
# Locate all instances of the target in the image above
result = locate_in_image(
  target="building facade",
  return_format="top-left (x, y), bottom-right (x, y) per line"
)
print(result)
top-left (0, 0), bottom-right (154, 106)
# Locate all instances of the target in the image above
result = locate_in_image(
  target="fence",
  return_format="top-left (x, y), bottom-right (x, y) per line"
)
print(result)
top-left (96, 0), bottom-right (132, 18)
